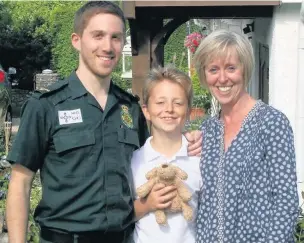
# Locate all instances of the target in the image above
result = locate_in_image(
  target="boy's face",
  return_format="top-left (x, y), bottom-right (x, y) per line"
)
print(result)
top-left (72, 13), bottom-right (124, 79)
top-left (143, 79), bottom-right (189, 136)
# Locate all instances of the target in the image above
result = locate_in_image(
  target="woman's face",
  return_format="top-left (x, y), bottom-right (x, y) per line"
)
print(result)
top-left (204, 49), bottom-right (246, 108)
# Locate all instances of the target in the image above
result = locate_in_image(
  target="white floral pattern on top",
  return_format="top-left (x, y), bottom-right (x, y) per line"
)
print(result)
top-left (196, 100), bottom-right (299, 243)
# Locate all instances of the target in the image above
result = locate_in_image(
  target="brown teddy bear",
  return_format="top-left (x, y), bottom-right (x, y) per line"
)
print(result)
top-left (136, 163), bottom-right (193, 225)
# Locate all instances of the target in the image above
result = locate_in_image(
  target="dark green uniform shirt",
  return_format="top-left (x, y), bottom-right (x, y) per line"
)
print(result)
top-left (7, 72), bottom-right (149, 232)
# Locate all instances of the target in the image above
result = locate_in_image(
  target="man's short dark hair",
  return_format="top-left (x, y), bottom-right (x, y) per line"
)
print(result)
top-left (74, 1), bottom-right (126, 36)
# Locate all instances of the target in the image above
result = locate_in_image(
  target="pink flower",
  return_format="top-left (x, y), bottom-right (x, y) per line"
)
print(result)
top-left (184, 32), bottom-right (205, 53)
top-left (192, 39), bottom-right (199, 46)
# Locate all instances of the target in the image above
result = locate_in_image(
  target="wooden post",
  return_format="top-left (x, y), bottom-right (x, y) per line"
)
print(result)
top-left (4, 121), bottom-right (12, 155)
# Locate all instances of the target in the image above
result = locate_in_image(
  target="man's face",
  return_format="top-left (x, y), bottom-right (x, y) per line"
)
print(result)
top-left (72, 13), bottom-right (124, 79)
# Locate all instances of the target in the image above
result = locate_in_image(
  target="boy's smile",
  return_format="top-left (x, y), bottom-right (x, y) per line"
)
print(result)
top-left (143, 79), bottom-right (188, 136)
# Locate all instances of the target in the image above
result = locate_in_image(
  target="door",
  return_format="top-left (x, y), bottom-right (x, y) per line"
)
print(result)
top-left (259, 44), bottom-right (269, 104)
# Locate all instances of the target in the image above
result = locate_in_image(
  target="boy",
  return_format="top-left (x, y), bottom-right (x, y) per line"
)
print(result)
top-left (131, 66), bottom-right (202, 243)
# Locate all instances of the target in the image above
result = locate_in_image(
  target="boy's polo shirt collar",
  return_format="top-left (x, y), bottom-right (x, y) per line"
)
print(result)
top-left (143, 135), bottom-right (188, 163)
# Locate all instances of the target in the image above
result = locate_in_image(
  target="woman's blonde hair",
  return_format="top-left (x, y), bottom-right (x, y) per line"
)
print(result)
top-left (142, 65), bottom-right (193, 112)
top-left (193, 29), bottom-right (254, 88)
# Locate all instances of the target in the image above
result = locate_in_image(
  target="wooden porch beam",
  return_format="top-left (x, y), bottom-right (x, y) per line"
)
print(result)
top-left (134, 1), bottom-right (281, 7)
top-left (122, 1), bottom-right (135, 19)
top-left (135, 6), bottom-right (274, 18)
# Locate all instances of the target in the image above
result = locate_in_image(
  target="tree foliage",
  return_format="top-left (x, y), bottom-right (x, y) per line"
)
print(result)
top-left (0, 1), bottom-right (56, 89)
top-left (50, 1), bottom-right (85, 78)
top-left (0, 1), bottom-right (87, 88)
top-left (0, 1), bottom-right (204, 92)
top-left (0, 2), bottom-right (53, 89)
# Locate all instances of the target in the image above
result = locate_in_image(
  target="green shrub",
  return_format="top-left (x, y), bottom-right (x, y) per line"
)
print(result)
top-left (185, 114), bottom-right (209, 131)
top-left (192, 93), bottom-right (211, 113)
top-left (0, 168), bottom-right (10, 213)
top-left (112, 66), bottom-right (131, 92)
top-left (295, 192), bottom-right (304, 243)
top-left (0, 169), bottom-right (41, 243)
top-left (26, 173), bottom-right (42, 243)
top-left (50, 2), bottom-right (84, 78)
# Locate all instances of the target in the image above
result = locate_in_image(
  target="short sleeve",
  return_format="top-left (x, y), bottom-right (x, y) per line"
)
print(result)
top-left (7, 97), bottom-right (51, 172)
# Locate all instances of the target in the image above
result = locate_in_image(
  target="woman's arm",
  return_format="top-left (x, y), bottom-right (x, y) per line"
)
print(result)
top-left (265, 112), bottom-right (299, 242)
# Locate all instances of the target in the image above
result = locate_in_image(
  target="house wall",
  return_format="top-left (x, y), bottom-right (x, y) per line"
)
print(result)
top-left (249, 18), bottom-right (272, 100)
top-left (296, 1), bottom-right (304, 199)
top-left (256, 2), bottom-right (303, 200)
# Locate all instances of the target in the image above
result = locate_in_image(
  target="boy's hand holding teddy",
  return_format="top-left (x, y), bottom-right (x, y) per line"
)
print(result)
top-left (136, 163), bottom-right (194, 225)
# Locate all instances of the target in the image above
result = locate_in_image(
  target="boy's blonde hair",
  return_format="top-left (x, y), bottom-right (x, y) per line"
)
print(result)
top-left (193, 29), bottom-right (254, 88)
top-left (142, 65), bottom-right (193, 113)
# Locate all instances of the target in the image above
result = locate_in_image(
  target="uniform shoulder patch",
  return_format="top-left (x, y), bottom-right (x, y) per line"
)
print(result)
top-left (121, 104), bottom-right (133, 128)
top-left (31, 80), bottom-right (68, 100)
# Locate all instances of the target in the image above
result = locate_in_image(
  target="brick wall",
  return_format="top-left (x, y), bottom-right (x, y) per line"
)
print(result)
top-left (35, 73), bottom-right (59, 91)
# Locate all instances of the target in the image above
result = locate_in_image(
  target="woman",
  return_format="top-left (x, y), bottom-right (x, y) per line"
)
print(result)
top-left (193, 29), bottom-right (299, 243)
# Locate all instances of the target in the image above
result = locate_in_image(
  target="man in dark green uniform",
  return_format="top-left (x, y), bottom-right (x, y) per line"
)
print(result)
top-left (6, 2), bottom-right (202, 243)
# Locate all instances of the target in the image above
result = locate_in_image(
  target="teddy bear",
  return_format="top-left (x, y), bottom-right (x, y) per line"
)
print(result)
top-left (136, 163), bottom-right (193, 225)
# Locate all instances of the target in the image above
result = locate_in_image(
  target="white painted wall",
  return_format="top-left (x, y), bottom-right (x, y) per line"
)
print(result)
top-left (296, 1), bottom-right (304, 199)
top-left (268, 3), bottom-right (300, 125)
top-left (267, 2), bottom-right (303, 200)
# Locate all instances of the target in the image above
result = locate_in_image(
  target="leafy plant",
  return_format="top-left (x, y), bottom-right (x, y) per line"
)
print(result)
top-left (112, 71), bottom-right (132, 92)
top-left (50, 1), bottom-right (85, 78)
top-left (164, 20), bottom-right (201, 71)
top-left (26, 173), bottom-right (42, 243)
top-left (0, 169), bottom-right (41, 242)
top-left (295, 191), bottom-right (304, 243)
top-left (0, 168), bottom-right (10, 212)
top-left (192, 93), bottom-right (211, 112)
top-left (185, 114), bottom-right (209, 131)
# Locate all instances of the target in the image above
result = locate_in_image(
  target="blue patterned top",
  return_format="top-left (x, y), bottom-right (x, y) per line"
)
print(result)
top-left (196, 100), bottom-right (299, 243)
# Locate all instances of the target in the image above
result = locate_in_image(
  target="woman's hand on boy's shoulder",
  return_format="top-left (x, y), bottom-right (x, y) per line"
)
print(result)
top-left (184, 130), bottom-right (202, 157)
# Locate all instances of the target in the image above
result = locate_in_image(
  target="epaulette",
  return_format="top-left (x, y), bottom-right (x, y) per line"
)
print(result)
top-left (112, 83), bottom-right (140, 103)
top-left (31, 79), bottom-right (69, 100)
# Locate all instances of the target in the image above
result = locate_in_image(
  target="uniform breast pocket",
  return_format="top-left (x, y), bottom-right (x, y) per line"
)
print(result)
top-left (53, 131), bottom-right (96, 177)
top-left (118, 128), bottom-right (140, 161)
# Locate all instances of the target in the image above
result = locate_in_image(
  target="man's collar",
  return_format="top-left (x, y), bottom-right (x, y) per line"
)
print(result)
top-left (67, 71), bottom-right (88, 99)
top-left (67, 71), bottom-right (133, 103)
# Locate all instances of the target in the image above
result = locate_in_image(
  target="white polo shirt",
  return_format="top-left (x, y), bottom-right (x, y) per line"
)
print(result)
top-left (131, 136), bottom-right (202, 243)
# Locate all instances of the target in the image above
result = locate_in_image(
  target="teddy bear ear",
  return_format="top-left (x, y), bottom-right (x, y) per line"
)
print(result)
top-left (173, 165), bottom-right (188, 180)
top-left (146, 167), bottom-right (158, 179)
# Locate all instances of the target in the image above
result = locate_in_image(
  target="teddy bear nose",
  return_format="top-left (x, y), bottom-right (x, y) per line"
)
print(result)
top-left (161, 164), bottom-right (169, 168)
